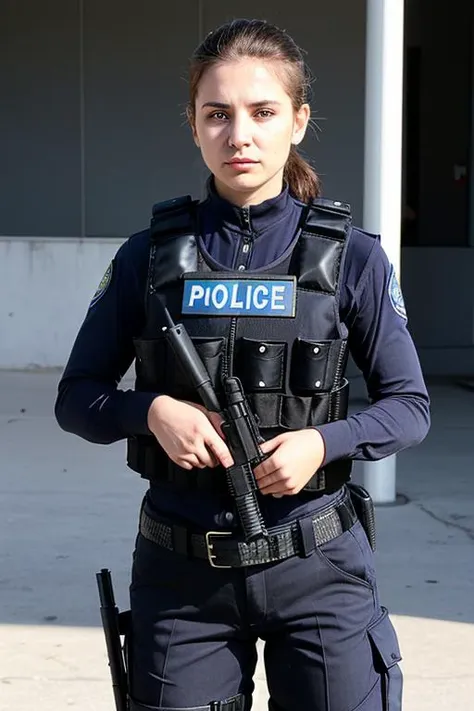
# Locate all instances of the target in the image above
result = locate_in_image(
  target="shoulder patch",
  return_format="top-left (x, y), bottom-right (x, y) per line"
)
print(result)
top-left (388, 266), bottom-right (407, 320)
top-left (89, 262), bottom-right (113, 309)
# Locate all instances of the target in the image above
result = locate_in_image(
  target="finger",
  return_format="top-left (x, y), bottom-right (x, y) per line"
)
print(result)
top-left (259, 434), bottom-right (287, 455)
top-left (205, 427), bottom-right (234, 468)
top-left (177, 453), bottom-right (201, 470)
top-left (259, 478), bottom-right (300, 496)
top-left (176, 459), bottom-right (193, 470)
top-left (260, 483), bottom-right (289, 496)
top-left (253, 455), bottom-right (280, 481)
top-left (255, 469), bottom-right (282, 491)
top-left (207, 411), bottom-right (225, 438)
top-left (193, 442), bottom-right (218, 469)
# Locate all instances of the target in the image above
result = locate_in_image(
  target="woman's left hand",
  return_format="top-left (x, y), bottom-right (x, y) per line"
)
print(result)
top-left (253, 429), bottom-right (326, 496)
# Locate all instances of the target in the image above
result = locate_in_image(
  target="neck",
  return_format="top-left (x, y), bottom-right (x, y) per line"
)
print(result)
top-left (214, 173), bottom-right (284, 207)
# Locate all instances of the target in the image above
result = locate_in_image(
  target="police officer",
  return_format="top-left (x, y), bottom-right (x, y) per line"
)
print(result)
top-left (55, 18), bottom-right (430, 711)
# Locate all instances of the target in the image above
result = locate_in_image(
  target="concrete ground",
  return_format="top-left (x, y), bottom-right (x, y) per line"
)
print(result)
top-left (0, 371), bottom-right (473, 710)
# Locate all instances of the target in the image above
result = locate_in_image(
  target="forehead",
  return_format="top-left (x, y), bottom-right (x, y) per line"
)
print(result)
top-left (196, 58), bottom-right (291, 105)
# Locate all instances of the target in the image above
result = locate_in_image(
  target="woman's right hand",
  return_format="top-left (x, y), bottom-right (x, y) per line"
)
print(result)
top-left (147, 395), bottom-right (234, 471)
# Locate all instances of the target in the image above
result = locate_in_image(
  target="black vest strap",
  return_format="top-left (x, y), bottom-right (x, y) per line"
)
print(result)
top-left (150, 195), bottom-right (198, 239)
top-left (301, 197), bottom-right (352, 238)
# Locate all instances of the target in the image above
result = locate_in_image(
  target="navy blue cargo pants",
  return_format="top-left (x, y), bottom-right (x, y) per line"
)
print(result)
top-left (128, 502), bottom-right (402, 711)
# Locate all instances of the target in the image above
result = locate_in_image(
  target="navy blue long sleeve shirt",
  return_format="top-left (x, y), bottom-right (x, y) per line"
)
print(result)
top-left (55, 183), bottom-right (430, 528)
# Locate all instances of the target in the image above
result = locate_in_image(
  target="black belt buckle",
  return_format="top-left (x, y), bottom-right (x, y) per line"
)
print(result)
top-left (205, 531), bottom-right (233, 568)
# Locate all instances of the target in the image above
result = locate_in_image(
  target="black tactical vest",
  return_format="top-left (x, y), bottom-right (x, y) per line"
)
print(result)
top-left (127, 195), bottom-right (353, 495)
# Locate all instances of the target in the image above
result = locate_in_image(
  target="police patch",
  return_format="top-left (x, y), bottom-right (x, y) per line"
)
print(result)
top-left (89, 262), bottom-right (113, 309)
top-left (182, 274), bottom-right (296, 317)
top-left (388, 266), bottom-right (407, 320)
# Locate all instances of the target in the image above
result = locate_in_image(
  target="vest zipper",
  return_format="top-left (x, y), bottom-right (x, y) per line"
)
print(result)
top-left (329, 340), bottom-right (348, 422)
top-left (236, 207), bottom-right (253, 271)
top-left (241, 206), bottom-right (251, 230)
top-left (223, 317), bottom-right (238, 378)
top-left (222, 206), bottom-right (250, 375)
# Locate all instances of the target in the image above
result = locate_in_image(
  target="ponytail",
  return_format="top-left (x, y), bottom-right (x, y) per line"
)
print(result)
top-left (283, 147), bottom-right (321, 203)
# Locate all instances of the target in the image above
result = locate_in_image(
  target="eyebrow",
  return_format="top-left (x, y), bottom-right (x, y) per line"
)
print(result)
top-left (200, 100), bottom-right (281, 110)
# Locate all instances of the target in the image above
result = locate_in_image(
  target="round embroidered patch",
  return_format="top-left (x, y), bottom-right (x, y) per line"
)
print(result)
top-left (388, 266), bottom-right (407, 320)
top-left (89, 262), bottom-right (113, 309)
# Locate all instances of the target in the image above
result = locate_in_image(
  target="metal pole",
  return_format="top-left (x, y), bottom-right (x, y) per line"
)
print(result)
top-left (361, 0), bottom-right (405, 504)
top-left (469, 11), bottom-right (474, 251)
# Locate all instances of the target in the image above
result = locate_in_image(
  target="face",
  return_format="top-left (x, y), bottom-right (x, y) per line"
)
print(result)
top-left (192, 58), bottom-right (310, 206)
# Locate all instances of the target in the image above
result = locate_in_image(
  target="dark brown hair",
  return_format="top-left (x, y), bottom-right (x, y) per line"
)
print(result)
top-left (187, 18), bottom-right (321, 203)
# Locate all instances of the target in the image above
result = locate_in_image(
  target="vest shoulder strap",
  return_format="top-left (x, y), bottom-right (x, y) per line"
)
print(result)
top-left (301, 197), bottom-right (352, 241)
top-left (150, 195), bottom-right (199, 241)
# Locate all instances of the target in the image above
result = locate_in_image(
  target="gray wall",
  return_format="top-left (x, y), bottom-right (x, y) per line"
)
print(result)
top-left (1, 0), bottom-right (366, 238)
top-left (0, 0), bottom-right (82, 236)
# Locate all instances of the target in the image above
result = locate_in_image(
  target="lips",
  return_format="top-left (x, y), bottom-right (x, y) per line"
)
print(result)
top-left (227, 158), bottom-right (257, 164)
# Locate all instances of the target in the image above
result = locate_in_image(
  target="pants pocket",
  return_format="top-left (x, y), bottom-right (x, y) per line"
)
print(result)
top-left (315, 521), bottom-right (375, 590)
top-left (367, 607), bottom-right (403, 710)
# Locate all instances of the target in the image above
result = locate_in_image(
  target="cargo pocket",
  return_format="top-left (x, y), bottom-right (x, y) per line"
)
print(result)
top-left (367, 607), bottom-right (403, 711)
top-left (237, 338), bottom-right (286, 391)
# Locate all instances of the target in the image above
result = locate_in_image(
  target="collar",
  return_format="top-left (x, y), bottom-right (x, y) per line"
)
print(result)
top-left (203, 176), bottom-right (293, 235)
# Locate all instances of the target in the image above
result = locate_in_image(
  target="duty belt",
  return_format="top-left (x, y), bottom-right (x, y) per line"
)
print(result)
top-left (139, 488), bottom-right (357, 568)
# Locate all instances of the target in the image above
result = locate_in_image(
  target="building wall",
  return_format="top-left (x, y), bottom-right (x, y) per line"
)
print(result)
top-left (0, 237), bottom-right (123, 368)
top-left (1, 0), bottom-right (474, 374)
top-left (1, 0), bottom-right (366, 368)
top-left (0, 0), bottom-right (366, 239)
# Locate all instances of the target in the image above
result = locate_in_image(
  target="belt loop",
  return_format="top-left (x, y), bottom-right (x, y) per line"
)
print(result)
top-left (298, 516), bottom-right (316, 557)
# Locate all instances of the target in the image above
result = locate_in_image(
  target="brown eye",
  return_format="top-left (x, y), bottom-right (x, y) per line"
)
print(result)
top-left (209, 111), bottom-right (229, 121)
top-left (255, 110), bottom-right (274, 119)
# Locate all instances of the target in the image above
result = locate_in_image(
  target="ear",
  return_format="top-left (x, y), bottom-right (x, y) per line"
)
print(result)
top-left (186, 105), bottom-right (200, 148)
top-left (292, 103), bottom-right (310, 146)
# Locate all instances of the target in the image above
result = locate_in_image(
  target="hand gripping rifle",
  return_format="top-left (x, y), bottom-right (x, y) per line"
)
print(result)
top-left (163, 309), bottom-right (268, 541)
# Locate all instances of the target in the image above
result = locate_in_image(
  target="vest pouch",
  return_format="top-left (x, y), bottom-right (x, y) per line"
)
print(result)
top-left (237, 338), bottom-right (286, 392)
top-left (248, 393), bottom-right (314, 431)
top-left (134, 336), bottom-right (226, 397)
top-left (133, 337), bottom-right (168, 391)
top-left (172, 336), bottom-right (227, 397)
top-left (191, 336), bottom-right (226, 391)
top-left (291, 338), bottom-right (346, 393)
top-left (291, 338), bottom-right (331, 393)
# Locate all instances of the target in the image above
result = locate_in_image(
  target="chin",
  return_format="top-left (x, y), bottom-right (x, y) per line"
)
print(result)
top-left (219, 173), bottom-right (266, 193)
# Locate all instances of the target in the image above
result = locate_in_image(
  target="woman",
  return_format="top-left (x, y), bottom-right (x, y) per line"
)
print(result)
top-left (55, 18), bottom-right (430, 711)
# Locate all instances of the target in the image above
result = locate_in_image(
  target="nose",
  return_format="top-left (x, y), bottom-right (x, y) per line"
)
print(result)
top-left (227, 114), bottom-right (252, 149)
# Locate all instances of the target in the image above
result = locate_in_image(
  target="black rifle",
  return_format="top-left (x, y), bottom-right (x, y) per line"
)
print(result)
top-left (96, 568), bottom-right (129, 711)
top-left (163, 310), bottom-right (267, 541)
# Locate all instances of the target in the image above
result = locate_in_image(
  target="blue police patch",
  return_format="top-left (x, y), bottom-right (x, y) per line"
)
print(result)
top-left (182, 275), bottom-right (296, 317)
top-left (388, 266), bottom-right (407, 320)
top-left (89, 262), bottom-right (113, 309)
